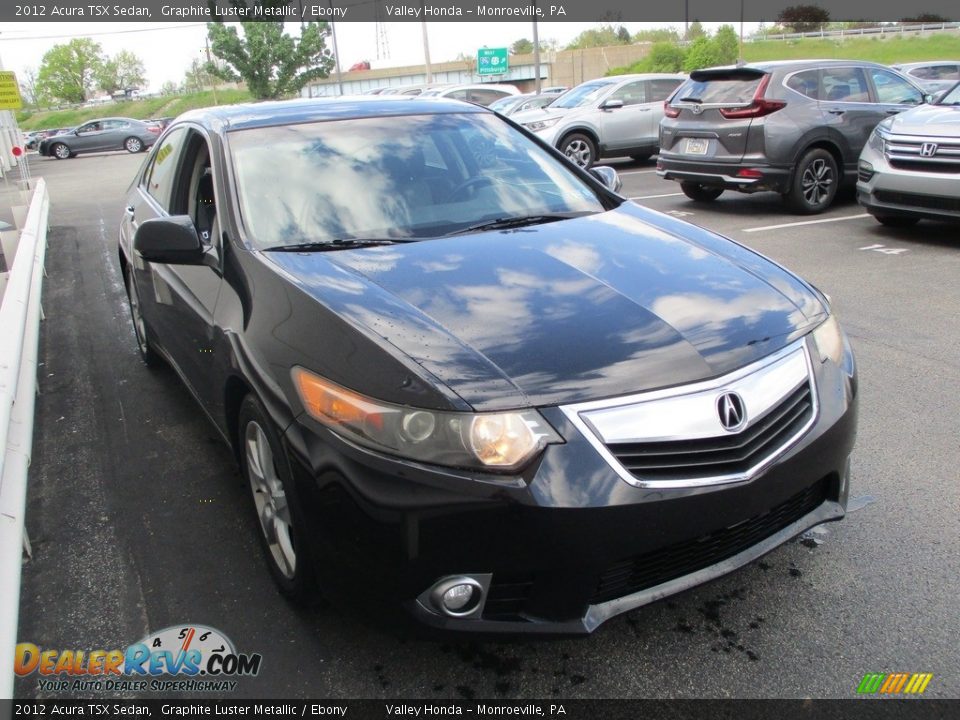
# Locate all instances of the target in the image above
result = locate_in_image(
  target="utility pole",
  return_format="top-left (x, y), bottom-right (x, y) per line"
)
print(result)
top-left (421, 20), bottom-right (433, 84)
top-left (739, 0), bottom-right (745, 66)
top-left (329, 1), bottom-right (344, 95)
top-left (532, 1), bottom-right (541, 94)
top-left (204, 36), bottom-right (219, 106)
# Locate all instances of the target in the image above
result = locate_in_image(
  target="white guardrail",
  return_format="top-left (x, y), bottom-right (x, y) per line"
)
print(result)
top-left (756, 21), bottom-right (960, 42)
top-left (0, 178), bottom-right (49, 700)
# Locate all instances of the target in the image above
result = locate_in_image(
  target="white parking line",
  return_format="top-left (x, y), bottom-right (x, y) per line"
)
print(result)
top-left (630, 192), bottom-right (685, 200)
top-left (619, 169), bottom-right (659, 176)
top-left (743, 214), bottom-right (870, 233)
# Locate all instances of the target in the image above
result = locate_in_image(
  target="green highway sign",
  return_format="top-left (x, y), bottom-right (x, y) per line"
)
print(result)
top-left (477, 48), bottom-right (509, 76)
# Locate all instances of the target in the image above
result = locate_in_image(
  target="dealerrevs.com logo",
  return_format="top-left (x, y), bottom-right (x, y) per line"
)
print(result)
top-left (857, 673), bottom-right (934, 695)
top-left (15, 625), bottom-right (262, 693)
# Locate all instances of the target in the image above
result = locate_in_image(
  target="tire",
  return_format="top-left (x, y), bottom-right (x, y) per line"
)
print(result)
top-left (630, 153), bottom-right (652, 163)
top-left (785, 149), bottom-right (838, 214)
top-left (559, 132), bottom-right (597, 169)
top-left (875, 215), bottom-right (920, 228)
top-left (239, 395), bottom-right (318, 604)
top-left (124, 136), bottom-right (144, 153)
top-left (124, 270), bottom-right (162, 367)
top-left (680, 181), bottom-right (724, 202)
top-left (51, 143), bottom-right (70, 160)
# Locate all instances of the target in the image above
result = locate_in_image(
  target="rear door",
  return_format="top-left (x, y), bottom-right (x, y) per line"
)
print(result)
top-left (660, 69), bottom-right (767, 163)
top-left (599, 80), bottom-right (653, 150)
top-left (819, 66), bottom-right (885, 164)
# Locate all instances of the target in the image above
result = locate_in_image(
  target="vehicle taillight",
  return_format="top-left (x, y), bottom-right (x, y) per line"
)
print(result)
top-left (718, 74), bottom-right (786, 119)
top-left (664, 100), bottom-right (681, 118)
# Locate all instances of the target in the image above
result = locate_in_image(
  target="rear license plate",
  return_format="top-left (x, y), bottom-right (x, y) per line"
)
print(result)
top-left (684, 138), bottom-right (709, 155)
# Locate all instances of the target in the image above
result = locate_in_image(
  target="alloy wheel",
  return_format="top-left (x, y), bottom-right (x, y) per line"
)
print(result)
top-left (801, 158), bottom-right (834, 207)
top-left (564, 139), bottom-right (593, 168)
top-left (245, 421), bottom-right (297, 580)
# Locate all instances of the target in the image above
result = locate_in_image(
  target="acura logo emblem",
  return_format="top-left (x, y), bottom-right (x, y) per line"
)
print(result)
top-left (920, 142), bottom-right (938, 157)
top-left (717, 392), bottom-right (747, 432)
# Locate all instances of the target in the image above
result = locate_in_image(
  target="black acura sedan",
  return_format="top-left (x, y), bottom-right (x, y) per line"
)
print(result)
top-left (119, 97), bottom-right (857, 633)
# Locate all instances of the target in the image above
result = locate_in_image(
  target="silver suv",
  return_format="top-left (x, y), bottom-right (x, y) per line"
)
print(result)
top-left (513, 74), bottom-right (685, 168)
top-left (658, 60), bottom-right (929, 213)
top-left (857, 81), bottom-right (960, 226)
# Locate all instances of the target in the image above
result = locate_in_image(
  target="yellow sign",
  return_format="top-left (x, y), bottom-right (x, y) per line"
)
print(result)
top-left (0, 71), bottom-right (23, 110)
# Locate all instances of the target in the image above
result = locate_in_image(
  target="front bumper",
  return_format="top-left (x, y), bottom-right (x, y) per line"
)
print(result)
top-left (857, 145), bottom-right (960, 221)
top-left (657, 156), bottom-right (793, 194)
top-left (282, 336), bottom-right (858, 634)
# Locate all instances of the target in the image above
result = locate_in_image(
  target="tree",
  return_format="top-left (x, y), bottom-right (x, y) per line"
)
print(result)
top-left (96, 50), bottom-right (147, 94)
top-left (685, 21), bottom-right (707, 41)
top-left (36, 38), bottom-right (104, 104)
top-left (616, 26), bottom-right (632, 44)
top-left (713, 25), bottom-right (740, 66)
top-left (777, 5), bottom-right (831, 33)
top-left (566, 24), bottom-right (631, 49)
top-left (683, 37), bottom-right (722, 72)
top-left (510, 38), bottom-right (534, 55)
top-left (644, 43), bottom-right (687, 72)
top-left (19, 67), bottom-right (40, 107)
top-left (634, 28), bottom-right (680, 43)
top-left (184, 58), bottom-right (217, 94)
top-left (206, 3), bottom-right (335, 100)
top-left (160, 80), bottom-right (181, 96)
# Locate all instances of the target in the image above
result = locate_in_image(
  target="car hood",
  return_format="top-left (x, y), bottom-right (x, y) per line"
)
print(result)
top-left (884, 104), bottom-right (960, 137)
top-left (513, 105), bottom-right (575, 124)
top-left (266, 204), bottom-right (826, 412)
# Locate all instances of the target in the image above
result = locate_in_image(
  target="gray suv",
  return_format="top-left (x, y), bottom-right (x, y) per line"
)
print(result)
top-left (658, 60), bottom-right (929, 213)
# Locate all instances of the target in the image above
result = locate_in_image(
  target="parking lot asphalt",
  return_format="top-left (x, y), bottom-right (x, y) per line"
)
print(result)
top-left (15, 150), bottom-right (960, 699)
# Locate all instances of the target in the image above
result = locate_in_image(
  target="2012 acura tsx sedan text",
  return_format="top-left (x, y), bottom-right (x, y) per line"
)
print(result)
top-left (118, 97), bottom-right (858, 634)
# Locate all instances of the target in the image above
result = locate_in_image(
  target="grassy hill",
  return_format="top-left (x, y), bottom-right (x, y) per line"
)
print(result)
top-left (17, 89), bottom-right (252, 131)
top-left (742, 33), bottom-right (960, 64)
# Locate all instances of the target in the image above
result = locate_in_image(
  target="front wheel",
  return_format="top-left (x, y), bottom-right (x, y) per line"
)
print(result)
top-left (124, 137), bottom-right (143, 153)
top-left (559, 133), bottom-right (597, 169)
top-left (680, 181), bottom-right (724, 202)
top-left (785, 149), bottom-right (838, 214)
top-left (51, 143), bottom-right (70, 160)
top-left (875, 214), bottom-right (920, 228)
top-left (239, 395), bottom-right (318, 604)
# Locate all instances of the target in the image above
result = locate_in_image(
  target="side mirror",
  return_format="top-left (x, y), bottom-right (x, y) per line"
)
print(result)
top-left (134, 216), bottom-right (206, 265)
top-left (590, 165), bottom-right (622, 194)
top-left (601, 99), bottom-right (624, 110)
top-left (923, 93), bottom-right (936, 104)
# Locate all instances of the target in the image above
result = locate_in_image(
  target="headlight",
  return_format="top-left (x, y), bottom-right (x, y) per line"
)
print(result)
top-left (867, 127), bottom-right (888, 155)
top-left (292, 367), bottom-right (562, 472)
top-left (523, 117), bottom-right (561, 132)
top-left (812, 315), bottom-right (843, 364)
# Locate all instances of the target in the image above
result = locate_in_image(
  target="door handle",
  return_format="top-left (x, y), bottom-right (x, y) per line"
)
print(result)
top-left (638, 107), bottom-right (651, 112)
top-left (125, 205), bottom-right (135, 215)
top-left (827, 108), bottom-right (845, 115)
top-left (885, 109), bottom-right (901, 115)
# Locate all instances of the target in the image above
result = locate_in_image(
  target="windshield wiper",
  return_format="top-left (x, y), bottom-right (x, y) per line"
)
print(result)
top-left (265, 238), bottom-right (406, 252)
top-left (446, 212), bottom-right (590, 237)
top-left (678, 96), bottom-right (703, 103)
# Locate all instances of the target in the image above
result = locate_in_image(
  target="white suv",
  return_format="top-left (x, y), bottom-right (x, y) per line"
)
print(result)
top-left (512, 74), bottom-right (685, 168)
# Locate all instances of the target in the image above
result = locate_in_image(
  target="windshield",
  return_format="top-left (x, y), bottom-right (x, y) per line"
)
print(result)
top-left (228, 112), bottom-right (606, 249)
top-left (937, 82), bottom-right (960, 105)
top-left (549, 80), bottom-right (617, 109)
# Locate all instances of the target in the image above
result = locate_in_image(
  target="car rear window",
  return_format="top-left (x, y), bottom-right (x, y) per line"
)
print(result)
top-left (673, 73), bottom-right (764, 104)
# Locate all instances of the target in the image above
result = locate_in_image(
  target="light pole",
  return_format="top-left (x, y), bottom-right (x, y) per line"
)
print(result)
top-left (532, 1), bottom-right (541, 94)
top-left (422, 20), bottom-right (433, 84)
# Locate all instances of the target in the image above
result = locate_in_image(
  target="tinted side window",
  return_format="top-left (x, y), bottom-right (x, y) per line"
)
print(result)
top-left (647, 79), bottom-right (683, 102)
top-left (143, 127), bottom-right (187, 210)
top-left (786, 70), bottom-right (820, 99)
top-left (447, 89), bottom-right (469, 101)
top-left (869, 69), bottom-right (923, 105)
top-left (468, 89), bottom-right (510, 106)
top-left (822, 68), bottom-right (870, 102)
top-left (609, 81), bottom-right (646, 106)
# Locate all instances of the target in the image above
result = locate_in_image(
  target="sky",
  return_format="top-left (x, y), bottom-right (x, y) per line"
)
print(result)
top-left (0, 21), bottom-right (758, 94)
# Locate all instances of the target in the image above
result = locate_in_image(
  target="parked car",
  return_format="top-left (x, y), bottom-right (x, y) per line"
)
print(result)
top-left (488, 93), bottom-right (557, 117)
top-left (38, 117), bottom-right (159, 159)
top-left (512, 74), bottom-right (686, 168)
top-left (891, 61), bottom-right (960, 95)
top-left (857, 80), bottom-right (960, 225)
top-left (24, 132), bottom-right (42, 151)
top-left (419, 83), bottom-right (520, 106)
top-left (658, 60), bottom-right (930, 214)
top-left (119, 96), bottom-right (857, 634)
top-left (540, 86), bottom-right (569, 94)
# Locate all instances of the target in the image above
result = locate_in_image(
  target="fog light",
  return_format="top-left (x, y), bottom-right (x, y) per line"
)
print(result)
top-left (858, 160), bottom-right (875, 182)
top-left (441, 584), bottom-right (475, 611)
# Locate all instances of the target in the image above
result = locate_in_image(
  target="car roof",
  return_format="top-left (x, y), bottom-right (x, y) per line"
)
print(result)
top-left (176, 96), bottom-right (488, 132)
top-left (894, 60), bottom-right (960, 69)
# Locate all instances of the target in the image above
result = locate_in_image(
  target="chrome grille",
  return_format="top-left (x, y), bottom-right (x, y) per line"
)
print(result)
top-left (885, 133), bottom-right (960, 173)
top-left (607, 382), bottom-right (813, 482)
top-left (561, 340), bottom-right (817, 488)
